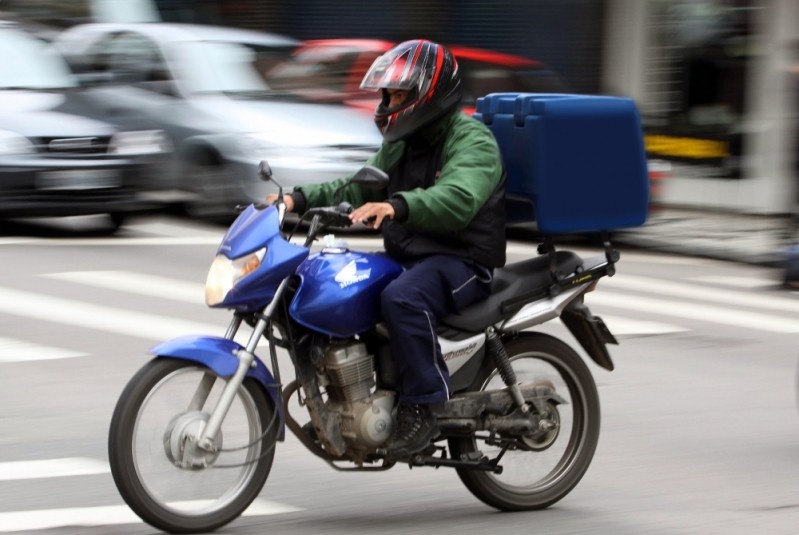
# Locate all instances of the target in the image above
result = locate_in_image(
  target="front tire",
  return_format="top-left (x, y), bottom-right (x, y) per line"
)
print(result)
top-left (109, 358), bottom-right (277, 533)
top-left (449, 333), bottom-right (601, 511)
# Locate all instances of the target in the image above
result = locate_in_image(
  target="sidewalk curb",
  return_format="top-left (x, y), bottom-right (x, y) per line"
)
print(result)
top-left (612, 209), bottom-right (794, 268)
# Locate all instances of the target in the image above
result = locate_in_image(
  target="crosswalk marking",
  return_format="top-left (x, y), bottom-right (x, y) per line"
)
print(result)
top-left (688, 275), bottom-right (779, 289)
top-left (602, 275), bottom-right (799, 314)
top-left (1, 236), bottom-right (222, 247)
top-left (0, 499), bottom-right (302, 532)
top-left (0, 337), bottom-right (86, 362)
top-left (331, 238), bottom-right (706, 265)
top-left (133, 221), bottom-right (225, 238)
top-left (44, 271), bottom-right (206, 304)
top-left (1, 265), bottom-right (796, 344)
top-left (0, 287), bottom-right (224, 342)
top-left (587, 292), bottom-right (799, 333)
top-left (595, 315), bottom-right (687, 336)
top-left (0, 458), bottom-right (108, 481)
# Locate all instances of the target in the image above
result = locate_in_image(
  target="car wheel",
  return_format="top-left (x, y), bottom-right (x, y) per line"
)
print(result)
top-left (183, 156), bottom-right (236, 222)
top-left (108, 213), bottom-right (127, 231)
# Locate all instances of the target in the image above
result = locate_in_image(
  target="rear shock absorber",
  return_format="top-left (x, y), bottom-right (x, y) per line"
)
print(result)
top-left (486, 327), bottom-right (528, 412)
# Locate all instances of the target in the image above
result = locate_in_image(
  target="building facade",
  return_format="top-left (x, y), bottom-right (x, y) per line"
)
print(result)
top-left (606, 0), bottom-right (797, 214)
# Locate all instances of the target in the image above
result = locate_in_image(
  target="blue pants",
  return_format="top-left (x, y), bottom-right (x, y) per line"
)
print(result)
top-left (380, 255), bottom-right (493, 405)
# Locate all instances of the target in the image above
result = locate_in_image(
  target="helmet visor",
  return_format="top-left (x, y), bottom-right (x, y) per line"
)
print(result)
top-left (359, 41), bottom-right (433, 96)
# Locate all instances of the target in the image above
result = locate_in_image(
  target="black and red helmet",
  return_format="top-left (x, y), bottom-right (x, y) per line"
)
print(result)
top-left (360, 39), bottom-right (463, 142)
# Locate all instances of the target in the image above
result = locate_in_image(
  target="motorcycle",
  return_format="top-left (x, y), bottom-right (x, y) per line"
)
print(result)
top-left (108, 162), bottom-right (621, 534)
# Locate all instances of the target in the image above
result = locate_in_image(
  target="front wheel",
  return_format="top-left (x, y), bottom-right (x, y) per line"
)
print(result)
top-left (109, 358), bottom-right (278, 533)
top-left (449, 333), bottom-right (601, 511)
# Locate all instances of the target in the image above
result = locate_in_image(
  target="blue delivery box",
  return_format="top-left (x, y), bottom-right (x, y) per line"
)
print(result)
top-left (474, 93), bottom-right (650, 234)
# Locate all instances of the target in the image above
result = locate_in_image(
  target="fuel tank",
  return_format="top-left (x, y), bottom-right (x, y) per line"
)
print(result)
top-left (290, 247), bottom-right (403, 338)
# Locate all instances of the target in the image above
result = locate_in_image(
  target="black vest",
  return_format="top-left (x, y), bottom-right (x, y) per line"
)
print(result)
top-left (381, 132), bottom-right (507, 268)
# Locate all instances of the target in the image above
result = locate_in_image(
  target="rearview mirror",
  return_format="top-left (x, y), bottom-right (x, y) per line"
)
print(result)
top-left (258, 160), bottom-right (273, 181)
top-left (350, 165), bottom-right (388, 190)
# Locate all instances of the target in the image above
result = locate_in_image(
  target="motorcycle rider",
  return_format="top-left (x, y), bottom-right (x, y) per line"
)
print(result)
top-left (268, 39), bottom-right (507, 459)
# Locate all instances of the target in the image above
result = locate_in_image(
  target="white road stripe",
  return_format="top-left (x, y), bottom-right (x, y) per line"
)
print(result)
top-left (334, 238), bottom-right (706, 264)
top-left (0, 499), bottom-right (301, 532)
top-left (588, 292), bottom-right (799, 333)
top-left (38, 270), bottom-right (692, 338)
top-left (602, 274), bottom-right (799, 314)
top-left (597, 315), bottom-right (687, 336)
top-left (0, 458), bottom-right (108, 481)
top-left (688, 275), bottom-right (779, 289)
top-left (44, 271), bottom-right (205, 304)
top-left (133, 222), bottom-right (225, 238)
top-left (0, 236), bottom-right (222, 247)
top-left (0, 287), bottom-right (223, 341)
top-left (0, 337), bottom-right (86, 362)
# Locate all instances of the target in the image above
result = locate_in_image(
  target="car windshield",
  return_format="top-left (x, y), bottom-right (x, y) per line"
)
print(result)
top-left (171, 40), bottom-right (294, 96)
top-left (0, 28), bottom-right (76, 90)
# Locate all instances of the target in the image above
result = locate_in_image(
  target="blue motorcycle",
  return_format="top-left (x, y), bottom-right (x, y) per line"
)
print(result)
top-left (109, 163), bottom-right (620, 534)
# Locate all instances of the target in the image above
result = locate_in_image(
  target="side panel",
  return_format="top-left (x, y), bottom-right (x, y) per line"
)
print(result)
top-left (150, 335), bottom-right (285, 437)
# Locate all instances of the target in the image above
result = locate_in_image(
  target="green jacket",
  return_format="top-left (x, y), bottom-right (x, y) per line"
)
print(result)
top-left (297, 111), bottom-right (507, 267)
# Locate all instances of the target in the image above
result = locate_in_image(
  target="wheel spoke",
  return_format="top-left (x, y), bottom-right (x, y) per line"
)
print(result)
top-left (109, 359), bottom-right (276, 532)
top-left (478, 354), bottom-right (576, 489)
top-left (448, 334), bottom-right (600, 511)
top-left (187, 372), bottom-right (217, 412)
top-left (134, 368), bottom-right (261, 511)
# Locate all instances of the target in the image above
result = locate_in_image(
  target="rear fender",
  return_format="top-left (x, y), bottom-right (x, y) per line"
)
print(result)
top-left (560, 301), bottom-right (617, 371)
top-left (151, 335), bottom-right (285, 439)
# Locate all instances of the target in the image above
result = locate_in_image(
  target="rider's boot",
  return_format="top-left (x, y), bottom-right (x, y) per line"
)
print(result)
top-left (384, 403), bottom-right (440, 460)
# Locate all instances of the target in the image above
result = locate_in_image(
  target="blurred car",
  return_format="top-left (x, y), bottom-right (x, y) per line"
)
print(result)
top-left (53, 23), bottom-right (383, 219)
top-left (0, 20), bottom-right (167, 230)
top-left (266, 38), bottom-right (570, 115)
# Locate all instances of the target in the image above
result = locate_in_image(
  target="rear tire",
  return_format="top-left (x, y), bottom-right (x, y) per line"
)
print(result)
top-left (109, 358), bottom-right (277, 533)
top-left (449, 333), bottom-right (600, 511)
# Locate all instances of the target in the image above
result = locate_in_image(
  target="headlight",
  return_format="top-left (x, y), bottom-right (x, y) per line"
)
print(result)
top-left (205, 247), bottom-right (266, 306)
top-left (0, 130), bottom-right (35, 155)
top-left (109, 130), bottom-right (171, 155)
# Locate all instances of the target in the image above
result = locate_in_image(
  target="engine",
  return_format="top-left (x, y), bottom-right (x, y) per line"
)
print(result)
top-left (318, 341), bottom-right (395, 455)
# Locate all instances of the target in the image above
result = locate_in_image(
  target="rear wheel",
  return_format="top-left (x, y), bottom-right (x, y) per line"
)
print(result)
top-left (109, 358), bottom-right (278, 533)
top-left (449, 333), bottom-right (600, 511)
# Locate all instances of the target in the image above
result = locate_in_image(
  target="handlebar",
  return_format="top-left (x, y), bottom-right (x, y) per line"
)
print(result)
top-left (293, 202), bottom-right (355, 246)
top-left (305, 203), bottom-right (354, 227)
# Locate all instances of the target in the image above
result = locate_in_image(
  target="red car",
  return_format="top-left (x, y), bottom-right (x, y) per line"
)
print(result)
top-left (266, 38), bottom-right (569, 115)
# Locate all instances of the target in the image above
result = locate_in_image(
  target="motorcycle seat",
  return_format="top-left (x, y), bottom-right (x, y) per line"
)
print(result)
top-left (441, 250), bottom-right (583, 332)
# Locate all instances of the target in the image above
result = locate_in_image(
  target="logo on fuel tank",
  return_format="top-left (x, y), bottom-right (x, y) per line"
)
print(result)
top-left (335, 259), bottom-right (371, 288)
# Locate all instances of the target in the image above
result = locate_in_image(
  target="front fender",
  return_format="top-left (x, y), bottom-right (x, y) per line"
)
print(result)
top-left (150, 335), bottom-right (285, 438)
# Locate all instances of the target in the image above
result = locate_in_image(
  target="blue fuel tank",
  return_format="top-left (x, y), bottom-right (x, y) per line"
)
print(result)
top-left (289, 247), bottom-right (403, 338)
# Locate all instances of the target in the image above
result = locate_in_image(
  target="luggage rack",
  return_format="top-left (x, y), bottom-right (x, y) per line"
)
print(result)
top-left (536, 232), bottom-right (620, 299)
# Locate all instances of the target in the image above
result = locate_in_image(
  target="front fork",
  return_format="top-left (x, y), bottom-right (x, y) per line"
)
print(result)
top-left (196, 279), bottom-right (289, 452)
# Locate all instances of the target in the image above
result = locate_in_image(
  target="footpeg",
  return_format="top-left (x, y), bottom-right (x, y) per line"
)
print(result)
top-left (460, 450), bottom-right (485, 462)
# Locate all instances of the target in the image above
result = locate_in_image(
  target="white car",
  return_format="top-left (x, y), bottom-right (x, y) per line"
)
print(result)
top-left (0, 20), bottom-right (167, 230)
top-left (53, 22), bottom-right (383, 219)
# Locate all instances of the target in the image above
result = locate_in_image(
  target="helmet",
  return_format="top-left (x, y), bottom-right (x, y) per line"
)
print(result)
top-left (360, 39), bottom-right (463, 142)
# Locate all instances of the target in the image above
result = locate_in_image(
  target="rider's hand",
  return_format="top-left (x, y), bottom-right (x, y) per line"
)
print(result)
top-left (349, 202), bottom-right (395, 229)
top-left (264, 194), bottom-right (295, 212)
